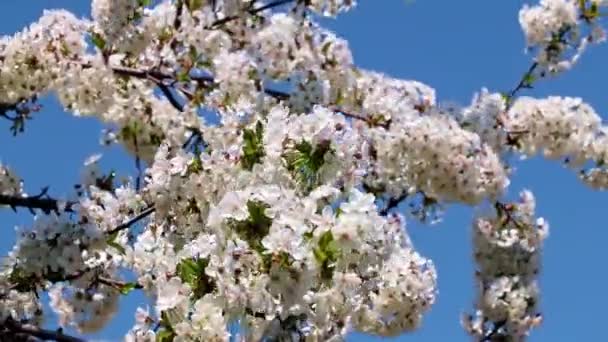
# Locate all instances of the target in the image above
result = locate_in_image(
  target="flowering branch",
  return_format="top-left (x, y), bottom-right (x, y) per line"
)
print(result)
top-left (481, 320), bottom-right (506, 342)
top-left (379, 193), bottom-right (408, 216)
top-left (0, 98), bottom-right (42, 136)
top-left (503, 62), bottom-right (539, 108)
top-left (0, 318), bottom-right (85, 342)
top-left (209, 0), bottom-right (296, 28)
top-left (109, 64), bottom-right (385, 128)
top-left (502, 26), bottom-right (572, 110)
top-left (106, 205), bottom-right (156, 235)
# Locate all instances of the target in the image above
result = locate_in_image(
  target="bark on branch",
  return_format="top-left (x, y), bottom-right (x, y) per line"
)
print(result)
top-left (0, 194), bottom-right (74, 214)
top-left (0, 318), bottom-right (85, 342)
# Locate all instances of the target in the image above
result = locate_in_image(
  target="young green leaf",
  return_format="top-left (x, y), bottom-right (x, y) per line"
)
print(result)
top-left (91, 32), bottom-right (106, 50)
top-left (241, 121), bottom-right (266, 170)
top-left (119, 282), bottom-right (139, 295)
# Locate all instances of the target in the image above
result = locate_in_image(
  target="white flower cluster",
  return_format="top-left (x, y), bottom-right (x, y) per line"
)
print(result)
top-left (212, 50), bottom-right (260, 105)
top-left (307, 0), bottom-right (357, 16)
top-left (177, 6), bottom-right (232, 61)
top-left (50, 280), bottom-right (120, 333)
top-left (519, 0), bottom-right (578, 46)
top-left (252, 13), bottom-right (302, 79)
top-left (506, 96), bottom-right (608, 188)
top-left (91, 0), bottom-right (142, 51)
top-left (0, 268), bottom-right (42, 324)
top-left (459, 88), bottom-right (507, 151)
top-left (125, 185), bottom-right (436, 340)
top-left (80, 185), bottom-right (144, 233)
top-left (343, 70), bottom-right (436, 123)
top-left (2, 0), bottom-right (608, 340)
top-left (506, 96), bottom-right (601, 161)
top-left (369, 110), bottom-right (508, 204)
top-left (6, 212), bottom-right (106, 280)
top-left (463, 190), bottom-right (548, 340)
top-left (0, 10), bottom-right (87, 104)
top-left (519, 0), bottom-right (605, 72)
top-left (124, 307), bottom-right (156, 341)
top-left (0, 163), bottom-right (23, 196)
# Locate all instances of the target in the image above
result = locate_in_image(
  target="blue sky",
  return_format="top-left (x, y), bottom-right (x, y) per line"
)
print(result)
top-left (1, 1), bottom-right (607, 341)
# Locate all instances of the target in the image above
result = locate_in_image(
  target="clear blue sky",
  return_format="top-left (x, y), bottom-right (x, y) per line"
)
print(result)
top-left (1, 1), bottom-right (607, 341)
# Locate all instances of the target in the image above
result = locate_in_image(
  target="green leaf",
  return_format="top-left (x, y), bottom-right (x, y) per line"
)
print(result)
top-left (107, 231), bottom-right (126, 255)
top-left (247, 68), bottom-right (258, 80)
top-left (228, 200), bottom-right (273, 258)
top-left (60, 41), bottom-right (71, 57)
top-left (312, 230), bottom-right (340, 282)
top-left (321, 41), bottom-right (332, 55)
top-left (187, 154), bottom-right (203, 175)
top-left (500, 92), bottom-right (510, 103)
top-left (119, 282), bottom-right (138, 295)
top-left (156, 330), bottom-right (175, 342)
top-left (91, 32), bottom-right (106, 50)
top-left (283, 140), bottom-right (333, 193)
top-left (158, 27), bottom-right (174, 44)
top-left (156, 310), bottom-right (177, 342)
top-left (522, 73), bottom-right (535, 87)
top-left (176, 257), bottom-right (214, 299)
top-left (138, 0), bottom-right (152, 6)
top-left (241, 121), bottom-right (266, 170)
top-left (186, 0), bottom-right (204, 11)
top-left (176, 70), bottom-right (190, 82)
top-left (303, 231), bottom-right (314, 241)
top-left (247, 201), bottom-right (271, 227)
top-left (335, 89), bottom-right (344, 106)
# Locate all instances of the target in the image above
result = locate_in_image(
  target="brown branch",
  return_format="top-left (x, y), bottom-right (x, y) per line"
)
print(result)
top-left (481, 320), bottom-right (506, 342)
top-left (107, 205), bottom-right (156, 235)
top-left (0, 193), bottom-right (74, 214)
top-left (133, 135), bottom-right (143, 191)
top-left (147, 74), bottom-right (185, 112)
top-left (494, 202), bottom-right (526, 230)
top-left (109, 65), bottom-right (383, 128)
top-left (379, 193), bottom-right (408, 216)
top-left (1, 318), bottom-right (85, 342)
top-left (173, 0), bottom-right (184, 31)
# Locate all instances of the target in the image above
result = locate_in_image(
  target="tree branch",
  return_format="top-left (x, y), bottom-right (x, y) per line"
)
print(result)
top-left (0, 193), bottom-right (74, 214)
top-left (107, 205), bottom-right (156, 235)
top-left (209, 0), bottom-right (296, 28)
top-left (502, 26), bottom-right (571, 110)
top-left (379, 193), bottom-right (408, 216)
top-left (1, 318), bottom-right (85, 342)
top-left (481, 320), bottom-right (506, 342)
top-left (110, 65), bottom-right (384, 128)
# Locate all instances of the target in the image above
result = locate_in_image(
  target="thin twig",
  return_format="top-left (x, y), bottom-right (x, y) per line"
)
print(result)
top-left (106, 205), bottom-right (156, 235)
top-left (504, 62), bottom-right (538, 108)
top-left (481, 320), bottom-right (506, 342)
top-left (495, 202), bottom-right (526, 230)
top-left (97, 276), bottom-right (143, 290)
top-left (133, 135), bottom-right (143, 191)
top-left (148, 74), bottom-right (185, 112)
top-left (209, 0), bottom-right (296, 28)
top-left (109, 65), bottom-right (382, 128)
top-left (502, 26), bottom-right (572, 110)
top-left (379, 193), bottom-right (408, 216)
